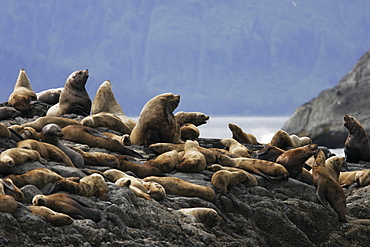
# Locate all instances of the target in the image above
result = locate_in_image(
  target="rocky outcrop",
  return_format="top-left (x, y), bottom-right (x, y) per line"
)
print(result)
top-left (1, 102), bottom-right (370, 246)
top-left (283, 50), bottom-right (370, 148)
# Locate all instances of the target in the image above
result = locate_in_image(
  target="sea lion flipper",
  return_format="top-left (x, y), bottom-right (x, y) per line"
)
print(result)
top-left (316, 185), bottom-right (330, 209)
top-left (1, 179), bottom-right (14, 191)
top-left (9, 128), bottom-right (25, 142)
top-left (84, 128), bottom-right (109, 139)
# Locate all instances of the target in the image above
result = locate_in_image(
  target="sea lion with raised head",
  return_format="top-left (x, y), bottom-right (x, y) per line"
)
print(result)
top-left (228, 123), bottom-right (259, 145)
top-left (312, 150), bottom-right (348, 223)
top-left (343, 115), bottom-right (370, 163)
top-left (91, 80), bottom-right (137, 130)
top-left (175, 111), bottom-right (209, 127)
top-left (178, 207), bottom-right (222, 228)
top-left (130, 93), bottom-right (182, 146)
top-left (46, 69), bottom-right (91, 117)
top-left (8, 69), bottom-right (37, 111)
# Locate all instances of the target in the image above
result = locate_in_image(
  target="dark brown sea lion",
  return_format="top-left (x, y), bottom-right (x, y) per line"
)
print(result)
top-left (270, 130), bottom-right (312, 149)
top-left (251, 145), bottom-right (284, 162)
top-left (0, 106), bottom-right (21, 120)
top-left (175, 111), bottom-right (209, 127)
top-left (312, 150), bottom-right (348, 223)
top-left (343, 115), bottom-right (370, 163)
top-left (36, 87), bottom-right (63, 105)
top-left (115, 155), bottom-right (164, 178)
top-left (46, 69), bottom-right (91, 117)
top-left (8, 69), bottom-right (37, 111)
top-left (130, 93), bottom-right (182, 146)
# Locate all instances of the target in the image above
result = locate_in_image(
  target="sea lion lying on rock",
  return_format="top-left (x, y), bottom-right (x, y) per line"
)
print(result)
top-left (81, 112), bottom-right (132, 134)
top-left (178, 207), bottom-right (222, 228)
top-left (28, 205), bottom-right (74, 226)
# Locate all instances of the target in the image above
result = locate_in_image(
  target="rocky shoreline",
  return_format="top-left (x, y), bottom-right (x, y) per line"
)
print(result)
top-left (0, 102), bottom-right (370, 247)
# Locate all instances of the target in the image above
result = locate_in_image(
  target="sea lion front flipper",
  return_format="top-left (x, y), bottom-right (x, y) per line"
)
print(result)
top-left (316, 185), bottom-right (330, 209)
top-left (1, 179), bottom-right (15, 191)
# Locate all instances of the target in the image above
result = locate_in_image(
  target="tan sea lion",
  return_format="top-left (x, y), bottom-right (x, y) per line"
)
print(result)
top-left (323, 156), bottom-right (347, 182)
top-left (149, 143), bottom-right (185, 153)
top-left (115, 155), bottom-right (164, 178)
top-left (0, 106), bottom-right (21, 120)
top-left (17, 127), bottom-right (40, 140)
top-left (91, 80), bottom-right (136, 130)
top-left (10, 116), bottom-right (82, 132)
top-left (144, 150), bottom-right (181, 173)
top-left (8, 69), bottom-right (37, 111)
top-left (312, 150), bottom-right (348, 223)
top-left (68, 147), bottom-right (120, 167)
top-left (0, 179), bottom-right (18, 213)
top-left (6, 168), bottom-right (64, 189)
top-left (36, 87), bottom-right (63, 105)
top-left (211, 169), bottom-right (258, 197)
top-left (81, 112), bottom-right (132, 134)
top-left (143, 176), bottom-right (215, 201)
top-left (61, 125), bottom-right (142, 158)
top-left (17, 139), bottom-right (75, 167)
top-left (176, 140), bottom-right (206, 173)
top-left (0, 147), bottom-right (42, 166)
top-left (276, 144), bottom-right (318, 182)
top-left (339, 169), bottom-right (370, 187)
top-left (270, 130), bottom-right (312, 149)
top-left (221, 138), bottom-right (252, 158)
top-left (228, 123), bottom-right (259, 145)
top-left (180, 123), bottom-right (200, 140)
top-left (102, 132), bottom-right (131, 146)
top-left (40, 124), bottom-right (84, 168)
top-left (46, 69), bottom-right (91, 117)
top-left (218, 155), bottom-right (289, 181)
top-left (130, 93), bottom-right (182, 146)
top-left (29, 205), bottom-right (74, 226)
top-left (175, 111), bottom-right (209, 127)
top-left (343, 115), bottom-right (370, 163)
top-left (178, 207), bottom-right (222, 228)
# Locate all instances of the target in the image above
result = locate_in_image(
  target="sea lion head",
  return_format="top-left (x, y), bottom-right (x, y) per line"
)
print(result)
top-left (344, 115), bottom-right (362, 134)
top-left (40, 124), bottom-right (64, 143)
top-left (143, 181), bottom-right (166, 201)
top-left (68, 69), bottom-right (89, 88)
top-left (162, 93), bottom-right (180, 112)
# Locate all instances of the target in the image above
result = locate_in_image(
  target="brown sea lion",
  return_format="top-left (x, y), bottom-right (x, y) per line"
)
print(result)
top-left (91, 80), bottom-right (136, 130)
top-left (29, 205), bottom-right (74, 226)
top-left (339, 169), bottom-right (370, 187)
top-left (270, 130), bottom-right (312, 149)
top-left (10, 116), bottom-right (82, 132)
top-left (312, 150), bottom-right (348, 223)
top-left (228, 123), bottom-right (259, 145)
top-left (221, 138), bottom-right (252, 158)
top-left (149, 143), bottom-right (185, 153)
top-left (0, 106), bottom-right (21, 120)
top-left (81, 112), bottom-right (132, 134)
top-left (1, 178), bottom-right (24, 202)
top-left (61, 125), bottom-right (142, 159)
top-left (17, 139), bottom-right (75, 167)
top-left (178, 207), bottom-right (222, 228)
top-left (36, 87), bottom-right (63, 105)
top-left (144, 150), bottom-right (181, 173)
top-left (102, 132), bottom-right (131, 146)
top-left (68, 147), bottom-right (120, 167)
top-left (130, 93), bottom-right (182, 146)
top-left (6, 168), bottom-right (64, 189)
top-left (176, 140), bottom-right (206, 173)
top-left (218, 155), bottom-right (289, 181)
top-left (143, 176), bottom-right (215, 201)
top-left (0, 147), bottom-right (42, 166)
top-left (180, 123), bottom-right (200, 140)
top-left (40, 124), bottom-right (84, 168)
top-left (46, 69), bottom-right (91, 117)
top-left (17, 127), bottom-right (40, 140)
top-left (0, 179), bottom-right (18, 213)
top-left (115, 155), bottom-right (164, 178)
top-left (0, 122), bottom-right (24, 142)
top-left (8, 69), bottom-right (37, 111)
top-left (343, 115), bottom-right (370, 163)
top-left (323, 156), bottom-right (347, 182)
top-left (175, 111), bottom-right (209, 127)
top-left (276, 144), bottom-right (318, 182)
top-left (251, 145), bottom-right (284, 162)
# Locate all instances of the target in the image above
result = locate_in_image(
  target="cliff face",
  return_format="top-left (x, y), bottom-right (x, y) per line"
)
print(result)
top-left (283, 50), bottom-right (370, 148)
top-left (1, 0), bottom-right (370, 116)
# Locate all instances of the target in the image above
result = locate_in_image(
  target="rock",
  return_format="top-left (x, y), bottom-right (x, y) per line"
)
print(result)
top-left (282, 50), bottom-right (370, 148)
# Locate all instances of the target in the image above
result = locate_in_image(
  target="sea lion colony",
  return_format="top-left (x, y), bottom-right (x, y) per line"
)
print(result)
top-left (0, 69), bottom-right (369, 236)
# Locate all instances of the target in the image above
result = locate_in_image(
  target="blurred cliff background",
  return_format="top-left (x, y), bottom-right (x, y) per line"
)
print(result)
top-left (1, 0), bottom-right (370, 116)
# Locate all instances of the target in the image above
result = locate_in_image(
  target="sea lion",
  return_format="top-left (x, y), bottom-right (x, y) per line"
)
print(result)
top-left (144, 150), bottom-right (181, 173)
top-left (323, 156), bottom-right (347, 182)
top-left (91, 80), bottom-right (136, 130)
top-left (8, 69), bottom-right (37, 111)
top-left (312, 150), bottom-right (348, 223)
top-left (270, 130), bottom-right (312, 149)
top-left (143, 176), bottom-right (215, 201)
top-left (40, 123), bottom-right (84, 168)
top-left (228, 123), bottom-right (259, 145)
top-left (339, 169), bottom-right (370, 187)
top-left (48, 173), bottom-right (108, 200)
top-left (36, 87), bottom-right (63, 105)
top-left (180, 123), bottom-right (200, 140)
top-left (0, 106), bottom-right (21, 120)
top-left (6, 168), bottom-right (64, 189)
top-left (17, 139), bottom-right (75, 167)
top-left (102, 132), bottom-right (131, 146)
top-left (218, 155), bottom-right (289, 181)
top-left (68, 147), bottom-right (120, 167)
top-left (221, 138), bottom-right (252, 158)
top-left (0, 179), bottom-right (18, 213)
top-left (178, 207), bottom-right (222, 228)
top-left (29, 205), bottom-right (74, 226)
top-left (46, 69), bottom-right (91, 117)
top-left (343, 115), bottom-right (370, 163)
top-left (251, 145), bottom-right (284, 162)
top-left (81, 112), bottom-right (132, 134)
top-left (149, 143), bottom-right (185, 153)
top-left (10, 116), bottom-right (82, 132)
top-left (174, 111), bottom-right (209, 127)
top-left (130, 93), bottom-right (182, 146)
top-left (176, 140), bottom-right (206, 173)
top-left (61, 125), bottom-right (142, 159)
top-left (0, 147), bottom-right (42, 166)
top-left (276, 144), bottom-right (318, 182)
top-left (211, 169), bottom-right (258, 198)
top-left (1, 178), bottom-right (24, 202)
top-left (115, 155), bottom-right (164, 178)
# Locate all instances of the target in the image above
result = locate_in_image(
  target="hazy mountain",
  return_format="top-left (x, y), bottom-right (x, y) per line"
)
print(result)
top-left (1, 0), bottom-right (370, 117)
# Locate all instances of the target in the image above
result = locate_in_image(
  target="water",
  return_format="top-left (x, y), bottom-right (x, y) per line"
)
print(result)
top-left (197, 116), bottom-right (345, 157)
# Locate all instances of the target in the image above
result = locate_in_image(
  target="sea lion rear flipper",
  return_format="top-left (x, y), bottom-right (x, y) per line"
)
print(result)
top-left (120, 146), bottom-right (143, 159)
top-left (84, 127), bottom-right (109, 139)
top-left (9, 128), bottom-right (25, 142)
top-left (1, 179), bottom-right (15, 191)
